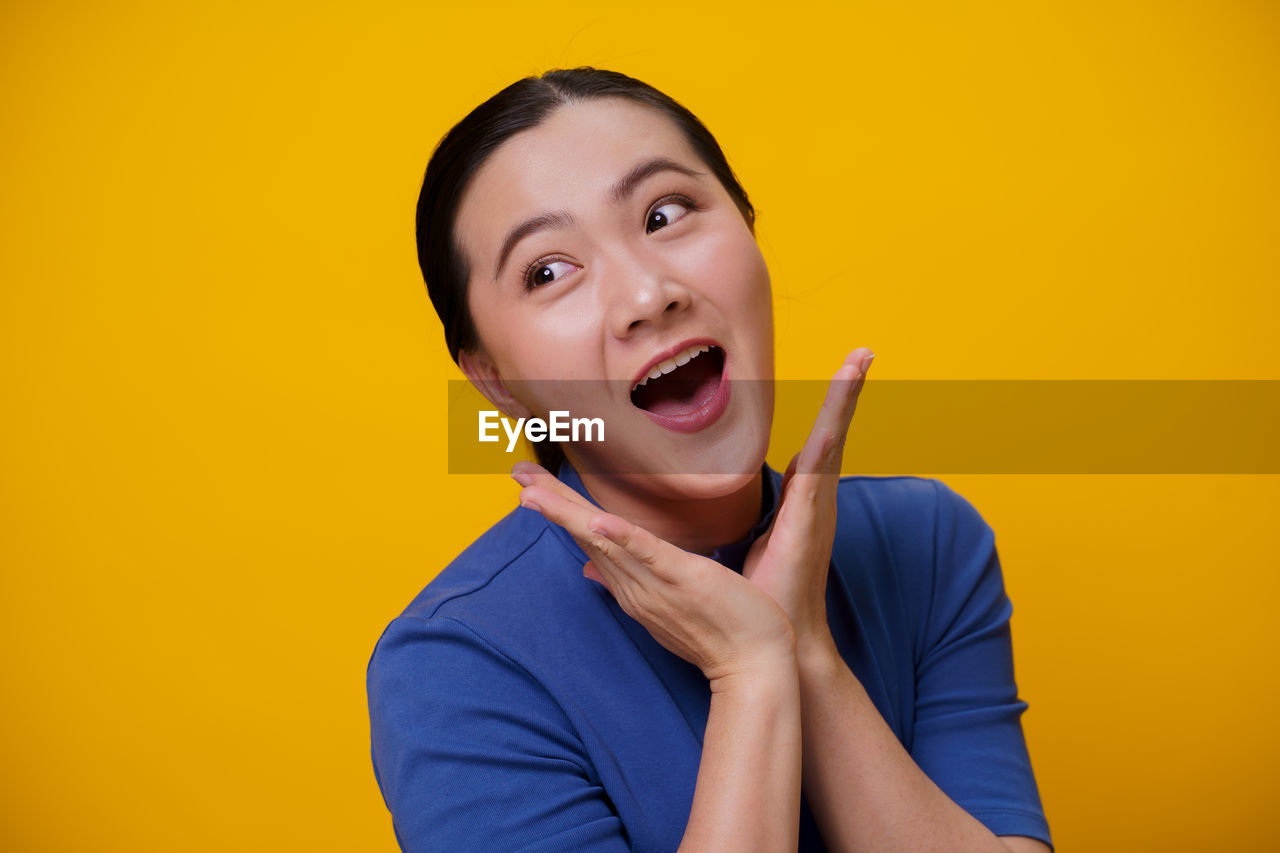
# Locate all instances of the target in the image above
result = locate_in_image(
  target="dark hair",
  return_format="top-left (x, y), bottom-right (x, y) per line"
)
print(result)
top-left (416, 67), bottom-right (756, 471)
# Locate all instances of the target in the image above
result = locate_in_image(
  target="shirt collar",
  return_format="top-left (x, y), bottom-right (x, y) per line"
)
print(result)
top-left (555, 461), bottom-right (781, 575)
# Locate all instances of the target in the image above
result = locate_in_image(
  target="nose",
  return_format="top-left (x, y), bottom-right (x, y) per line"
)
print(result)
top-left (603, 255), bottom-right (691, 340)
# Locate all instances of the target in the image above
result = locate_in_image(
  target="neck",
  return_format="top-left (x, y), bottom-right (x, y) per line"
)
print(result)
top-left (574, 469), bottom-right (764, 556)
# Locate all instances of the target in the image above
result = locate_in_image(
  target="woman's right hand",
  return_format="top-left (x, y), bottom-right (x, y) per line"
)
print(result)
top-left (516, 465), bottom-right (805, 853)
top-left (514, 467), bottom-right (797, 686)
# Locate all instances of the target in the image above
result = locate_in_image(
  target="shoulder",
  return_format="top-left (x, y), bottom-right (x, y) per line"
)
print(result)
top-left (832, 474), bottom-right (996, 558)
top-left (832, 474), bottom-right (992, 561)
top-left (365, 508), bottom-right (621, 848)
top-left (834, 474), bottom-right (983, 528)
top-left (368, 503), bottom-right (604, 696)
top-left (394, 503), bottom-right (592, 625)
top-left (829, 475), bottom-right (1002, 649)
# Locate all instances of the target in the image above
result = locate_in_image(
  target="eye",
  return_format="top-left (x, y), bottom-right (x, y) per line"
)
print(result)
top-left (523, 258), bottom-right (578, 290)
top-left (645, 196), bottom-right (695, 234)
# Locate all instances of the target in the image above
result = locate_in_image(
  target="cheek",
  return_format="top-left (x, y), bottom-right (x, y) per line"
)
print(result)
top-left (472, 295), bottom-right (605, 383)
top-left (683, 227), bottom-right (772, 317)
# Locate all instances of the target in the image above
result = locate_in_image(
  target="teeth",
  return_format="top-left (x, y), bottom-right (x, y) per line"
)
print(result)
top-left (632, 344), bottom-right (716, 392)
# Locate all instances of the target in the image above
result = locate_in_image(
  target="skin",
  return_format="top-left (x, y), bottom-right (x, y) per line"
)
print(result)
top-left (454, 97), bottom-right (1050, 853)
top-left (455, 97), bottom-right (774, 554)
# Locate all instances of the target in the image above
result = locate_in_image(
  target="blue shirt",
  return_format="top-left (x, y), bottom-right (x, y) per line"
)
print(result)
top-left (367, 464), bottom-right (1052, 851)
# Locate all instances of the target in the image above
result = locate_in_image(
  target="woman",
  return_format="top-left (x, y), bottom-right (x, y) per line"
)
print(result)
top-left (368, 68), bottom-right (1052, 852)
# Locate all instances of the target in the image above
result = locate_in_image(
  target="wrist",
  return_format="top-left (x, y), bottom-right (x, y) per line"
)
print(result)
top-left (791, 603), bottom-right (837, 660)
top-left (707, 642), bottom-right (799, 696)
top-left (795, 632), bottom-right (843, 679)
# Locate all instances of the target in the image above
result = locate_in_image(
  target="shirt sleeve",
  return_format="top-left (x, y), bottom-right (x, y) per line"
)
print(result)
top-left (367, 614), bottom-right (632, 853)
top-left (909, 480), bottom-right (1053, 849)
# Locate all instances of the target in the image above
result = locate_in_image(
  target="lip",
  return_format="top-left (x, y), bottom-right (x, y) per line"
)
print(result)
top-left (629, 337), bottom-right (724, 390)
top-left (640, 357), bottom-right (731, 433)
top-left (629, 338), bottom-right (731, 434)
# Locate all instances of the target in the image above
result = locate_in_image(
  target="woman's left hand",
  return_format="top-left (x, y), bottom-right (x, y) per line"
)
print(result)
top-left (741, 348), bottom-right (874, 654)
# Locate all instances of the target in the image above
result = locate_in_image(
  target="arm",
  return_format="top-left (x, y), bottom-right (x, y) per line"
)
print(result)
top-left (367, 615), bottom-right (634, 852)
top-left (741, 351), bottom-right (1051, 851)
top-left (681, 652), bottom-right (802, 853)
top-left (516, 481), bottom-right (803, 853)
top-left (795, 635), bottom-right (1049, 853)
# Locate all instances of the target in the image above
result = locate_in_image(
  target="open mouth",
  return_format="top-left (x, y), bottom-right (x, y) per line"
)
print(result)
top-left (630, 344), bottom-right (728, 428)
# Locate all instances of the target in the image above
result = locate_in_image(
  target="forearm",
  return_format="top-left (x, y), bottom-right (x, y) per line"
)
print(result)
top-left (796, 639), bottom-right (1018, 853)
top-left (678, 656), bottom-right (803, 853)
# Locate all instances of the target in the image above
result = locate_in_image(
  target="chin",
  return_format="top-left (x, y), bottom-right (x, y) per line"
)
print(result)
top-left (571, 410), bottom-right (771, 502)
top-left (639, 468), bottom-right (764, 502)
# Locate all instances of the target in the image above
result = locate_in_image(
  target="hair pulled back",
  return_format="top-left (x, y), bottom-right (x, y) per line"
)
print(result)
top-left (415, 67), bottom-right (756, 362)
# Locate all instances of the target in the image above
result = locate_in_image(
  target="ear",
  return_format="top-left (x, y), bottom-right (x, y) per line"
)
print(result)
top-left (457, 348), bottom-right (533, 419)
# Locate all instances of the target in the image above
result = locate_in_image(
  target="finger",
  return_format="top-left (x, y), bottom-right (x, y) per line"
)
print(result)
top-left (580, 557), bottom-right (633, 602)
top-left (818, 348), bottom-right (873, 448)
top-left (582, 558), bottom-right (620, 595)
top-left (510, 461), bottom-right (596, 511)
top-left (799, 347), bottom-right (874, 477)
top-left (518, 483), bottom-right (602, 540)
top-left (581, 546), bottom-right (652, 624)
top-left (513, 470), bottom-right (612, 573)
top-left (586, 513), bottom-right (679, 583)
top-left (519, 485), bottom-right (647, 583)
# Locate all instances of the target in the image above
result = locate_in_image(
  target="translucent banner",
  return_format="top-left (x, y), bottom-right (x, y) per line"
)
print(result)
top-left (446, 380), bottom-right (1280, 474)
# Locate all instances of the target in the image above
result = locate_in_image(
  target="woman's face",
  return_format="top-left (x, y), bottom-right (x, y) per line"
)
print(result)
top-left (455, 97), bottom-right (774, 497)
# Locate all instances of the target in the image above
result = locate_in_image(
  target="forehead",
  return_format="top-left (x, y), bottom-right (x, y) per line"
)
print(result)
top-left (455, 97), bottom-right (704, 262)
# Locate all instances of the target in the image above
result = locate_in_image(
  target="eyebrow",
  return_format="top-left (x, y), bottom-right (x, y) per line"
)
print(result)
top-left (607, 156), bottom-right (705, 205)
top-left (492, 211), bottom-right (575, 281)
top-left (491, 156), bottom-right (707, 280)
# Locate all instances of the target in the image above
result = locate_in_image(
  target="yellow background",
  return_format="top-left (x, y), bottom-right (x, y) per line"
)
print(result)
top-left (2, 1), bottom-right (1277, 850)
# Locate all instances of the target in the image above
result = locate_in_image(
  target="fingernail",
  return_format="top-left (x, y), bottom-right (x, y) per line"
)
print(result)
top-left (862, 352), bottom-right (876, 372)
top-left (511, 470), bottom-right (533, 487)
top-left (520, 498), bottom-right (542, 512)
